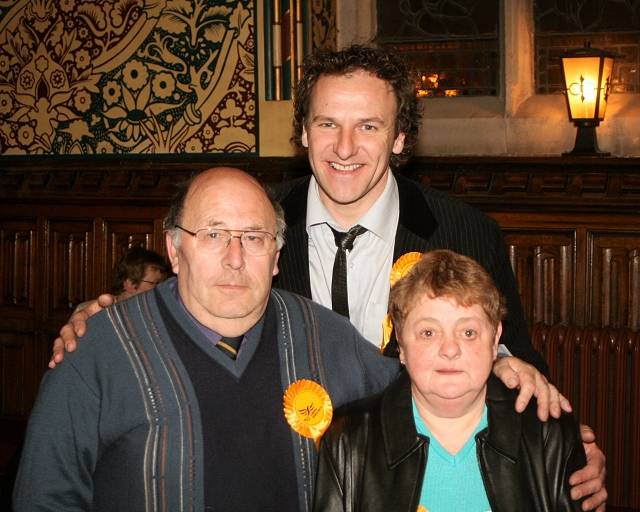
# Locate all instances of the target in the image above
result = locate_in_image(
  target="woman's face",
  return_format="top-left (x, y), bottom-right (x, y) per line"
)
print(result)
top-left (397, 294), bottom-right (501, 415)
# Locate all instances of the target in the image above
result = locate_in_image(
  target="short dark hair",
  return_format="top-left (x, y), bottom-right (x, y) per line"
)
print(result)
top-left (293, 44), bottom-right (421, 170)
top-left (111, 246), bottom-right (169, 294)
top-left (163, 178), bottom-right (191, 236)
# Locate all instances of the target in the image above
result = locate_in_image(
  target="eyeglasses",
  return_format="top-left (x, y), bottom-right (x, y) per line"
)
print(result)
top-left (174, 225), bottom-right (277, 256)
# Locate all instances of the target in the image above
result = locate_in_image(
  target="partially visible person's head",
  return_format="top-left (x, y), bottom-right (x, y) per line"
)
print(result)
top-left (389, 250), bottom-right (506, 411)
top-left (292, 44), bottom-right (420, 225)
top-left (164, 167), bottom-right (286, 336)
top-left (111, 246), bottom-right (169, 297)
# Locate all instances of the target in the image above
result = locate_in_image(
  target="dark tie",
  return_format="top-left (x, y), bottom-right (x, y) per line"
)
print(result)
top-left (329, 224), bottom-right (367, 318)
top-left (216, 335), bottom-right (243, 360)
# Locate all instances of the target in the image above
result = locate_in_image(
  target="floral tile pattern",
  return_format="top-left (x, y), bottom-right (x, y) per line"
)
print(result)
top-left (0, 0), bottom-right (256, 155)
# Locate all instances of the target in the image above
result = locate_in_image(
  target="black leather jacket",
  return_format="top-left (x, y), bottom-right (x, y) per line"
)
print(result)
top-left (314, 371), bottom-right (586, 512)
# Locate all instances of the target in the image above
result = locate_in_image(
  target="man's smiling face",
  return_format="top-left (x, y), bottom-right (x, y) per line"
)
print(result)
top-left (301, 70), bottom-right (405, 225)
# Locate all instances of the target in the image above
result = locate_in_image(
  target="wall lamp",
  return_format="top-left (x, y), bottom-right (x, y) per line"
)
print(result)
top-left (561, 43), bottom-right (615, 157)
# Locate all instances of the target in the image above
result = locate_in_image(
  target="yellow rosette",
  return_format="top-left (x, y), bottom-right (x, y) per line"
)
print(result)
top-left (389, 251), bottom-right (423, 287)
top-left (283, 379), bottom-right (333, 447)
top-left (381, 252), bottom-right (423, 352)
top-left (380, 313), bottom-right (394, 353)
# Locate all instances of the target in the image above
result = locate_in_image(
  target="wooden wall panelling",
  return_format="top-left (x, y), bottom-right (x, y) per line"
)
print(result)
top-left (511, 231), bottom-right (574, 326)
top-left (491, 210), bottom-right (640, 332)
top-left (0, 219), bottom-right (37, 322)
top-left (589, 232), bottom-right (640, 330)
top-left (493, 223), bottom-right (576, 326)
top-left (45, 219), bottom-right (94, 325)
top-left (3, 330), bottom-right (51, 421)
top-left (0, 219), bottom-right (38, 418)
top-left (0, 332), bottom-right (34, 418)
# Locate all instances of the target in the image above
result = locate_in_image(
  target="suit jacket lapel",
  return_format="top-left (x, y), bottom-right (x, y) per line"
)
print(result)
top-left (275, 173), bottom-right (439, 298)
top-left (275, 176), bottom-right (313, 298)
top-left (393, 173), bottom-right (438, 260)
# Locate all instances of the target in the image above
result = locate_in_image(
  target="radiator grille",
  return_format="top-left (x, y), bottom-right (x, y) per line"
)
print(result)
top-left (531, 324), bottom-right (640, 509)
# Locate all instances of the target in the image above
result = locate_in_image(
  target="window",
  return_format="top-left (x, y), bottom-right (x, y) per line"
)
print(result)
top-left (535, 0), bottom-right (640, 94)
top-left (376, 0), bottom-right (500, 96)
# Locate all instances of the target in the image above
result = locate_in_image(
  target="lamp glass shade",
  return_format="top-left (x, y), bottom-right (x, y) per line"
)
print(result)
top-left (561, 54), bottom-right (614, 122)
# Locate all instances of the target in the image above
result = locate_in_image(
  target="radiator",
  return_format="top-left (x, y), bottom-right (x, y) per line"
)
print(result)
top-left (530, 323), bottom-right (640, 509)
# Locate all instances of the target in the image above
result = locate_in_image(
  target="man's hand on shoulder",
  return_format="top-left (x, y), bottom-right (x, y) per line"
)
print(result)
top-left (570, 425), bottom-right (607, 511)
top-left (492, 356), bottom-right (572, 421)
top-left (48, 294), bottom-right (115, 368)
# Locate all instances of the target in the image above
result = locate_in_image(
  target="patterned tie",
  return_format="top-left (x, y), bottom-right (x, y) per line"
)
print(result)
top-left (329, 224), bottom-right (367, 318)
top-left (216, 335), bottom-right (243, 360)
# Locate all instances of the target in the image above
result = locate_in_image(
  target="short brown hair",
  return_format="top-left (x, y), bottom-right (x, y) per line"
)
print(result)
top-left (389, 250), bottom-right (506, 334)
top-left (292, 44), bottom-right (421, 170)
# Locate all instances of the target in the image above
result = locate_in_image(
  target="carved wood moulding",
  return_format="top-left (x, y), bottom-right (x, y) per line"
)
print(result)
top-left (404, 156), bottom-right (640, 212)
top-left (1, 156), bottom-right (639, 211)
top-left (0, 156), bottom-right (311, 203)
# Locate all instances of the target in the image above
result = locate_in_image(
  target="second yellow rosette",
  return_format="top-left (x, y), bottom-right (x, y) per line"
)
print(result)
top-left (283, 379), bottom-right (333, 447)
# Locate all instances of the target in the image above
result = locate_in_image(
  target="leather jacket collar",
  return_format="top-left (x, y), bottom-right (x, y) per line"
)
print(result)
top-left (314, 370), bottom-right (585, 512)
top-left (380, 370), bottom-right (427, 468)
top-left (380, 371), bottom-right (522, 466)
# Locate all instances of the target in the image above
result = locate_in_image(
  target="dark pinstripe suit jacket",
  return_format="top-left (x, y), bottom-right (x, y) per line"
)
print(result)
top-left (272, 173), bottom-right (548, 374)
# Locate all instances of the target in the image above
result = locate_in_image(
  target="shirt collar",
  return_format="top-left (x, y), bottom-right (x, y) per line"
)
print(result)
top-left (305, 171), bottom-right (399, 242)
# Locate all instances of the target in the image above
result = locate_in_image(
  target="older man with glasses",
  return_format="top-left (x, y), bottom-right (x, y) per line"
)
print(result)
top-left (14, 167), bottom-right (400, 511)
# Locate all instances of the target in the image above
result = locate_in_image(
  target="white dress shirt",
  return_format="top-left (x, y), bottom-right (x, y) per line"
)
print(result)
top-left (306, 172), bottom-right (399, 346)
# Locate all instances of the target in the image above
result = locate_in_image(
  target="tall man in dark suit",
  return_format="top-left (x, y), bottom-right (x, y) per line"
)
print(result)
top-left (272, 45), bottom-right (606, 510)
top-left (277, 45), bottom-right (539, 365)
